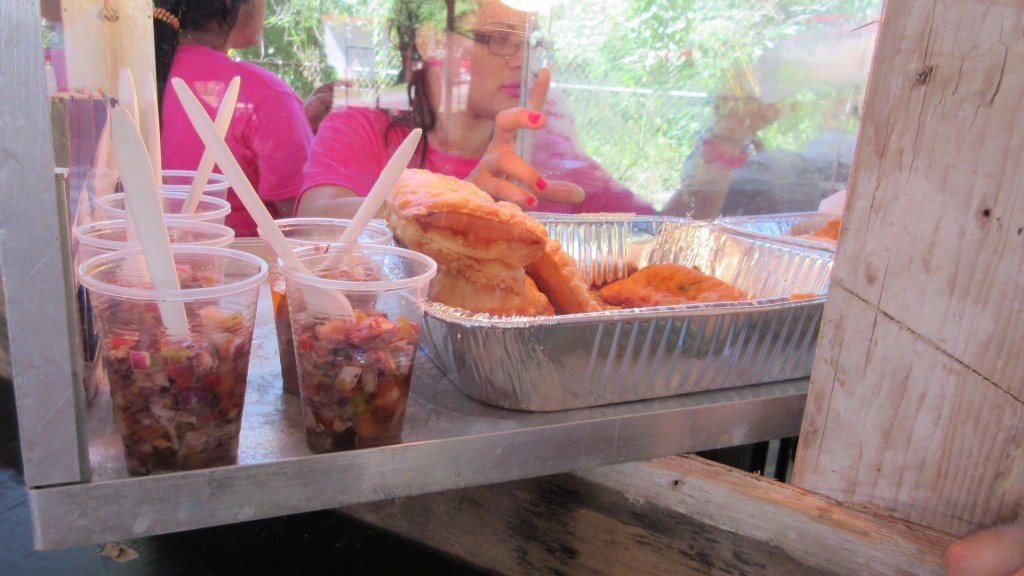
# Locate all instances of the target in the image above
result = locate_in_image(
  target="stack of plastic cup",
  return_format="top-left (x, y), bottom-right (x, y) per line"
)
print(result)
top-left (258, 218), bottom-right (393, 395)
top-left (94, 191), bottom-right (231, 226)
top-left (158, 169), bottom-right (230, 201)
top-left (280, 244), bottom-right (435, 453)
top-left (74, 219), bottom-right (235, 262)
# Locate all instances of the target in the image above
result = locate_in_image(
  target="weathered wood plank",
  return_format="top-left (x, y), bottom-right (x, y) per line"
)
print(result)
top-left (62, 0), bottom-right (155, 95)
top-left (793, 0), bottom-right (1024, 535)
top-left (798, 288), bottom-right (1024, 534)
top-left (833, 0), bottom-right (1024, 391)
top-left (342, 455), bottom-right (955, 576)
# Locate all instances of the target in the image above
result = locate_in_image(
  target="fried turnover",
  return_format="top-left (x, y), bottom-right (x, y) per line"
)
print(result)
top-left (385, 169), bottom-right (600, 316)
top-left (597, 263), bottom-right (747, 308)
top-left (797, 216), bottom-right (842, 242)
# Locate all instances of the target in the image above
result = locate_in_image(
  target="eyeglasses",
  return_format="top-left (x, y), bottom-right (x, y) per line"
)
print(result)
top-left (472, 28), bottom-right (528, 57)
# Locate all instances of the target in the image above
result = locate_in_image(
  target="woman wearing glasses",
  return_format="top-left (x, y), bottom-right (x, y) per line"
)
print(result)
top-left (298, 0), bottom-right (655, 217)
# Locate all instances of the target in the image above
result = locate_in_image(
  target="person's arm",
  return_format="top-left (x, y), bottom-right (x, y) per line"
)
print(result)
top-left (661, 133), bottom-right (749, 219)
top-left (294, 184), bottom-right (370, 219)
top-left (663, 95), bottom-right (781, 219)
top-left (271, 197), bottom-right (296, 219)
top-left (304, 80), bottom-right (347, 134)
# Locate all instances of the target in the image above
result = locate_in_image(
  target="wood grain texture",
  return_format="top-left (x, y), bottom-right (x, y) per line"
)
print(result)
top-left (342, 455), bottom-right (955, 576)
top-left (832, 0), bottom-right (1024, 389)
top-left (794, 0), bottom-right (1024, 535)
top-left (62, 0), bottom-right (155, 94)
top-left (798, 288), bottom-right (1024, 534)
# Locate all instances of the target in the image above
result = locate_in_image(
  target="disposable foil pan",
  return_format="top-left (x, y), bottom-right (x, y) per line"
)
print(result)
top-left (717, 212), bottom-right (839, 252)
top-left (420, 214), bottom-right (832, 411)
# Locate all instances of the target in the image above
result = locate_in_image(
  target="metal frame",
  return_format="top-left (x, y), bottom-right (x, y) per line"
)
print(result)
top-left (1, 0), bottom-right (89, 489)
top-left (3, 0), bottom-right (810, 552)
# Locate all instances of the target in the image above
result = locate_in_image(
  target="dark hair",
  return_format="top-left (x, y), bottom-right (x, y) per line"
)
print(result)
top-left (386, 0), bottom-right (476, 167)
top-left (153, 0), bottom-right (250, 111)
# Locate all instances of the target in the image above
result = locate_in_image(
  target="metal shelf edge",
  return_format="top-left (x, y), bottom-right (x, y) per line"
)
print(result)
top-left (28, 381), bottom-right (805, 549)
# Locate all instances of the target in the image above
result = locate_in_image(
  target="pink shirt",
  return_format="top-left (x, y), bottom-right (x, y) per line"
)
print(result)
top-left (161, 45), bottom-right (312, 236)
top-left (302, 107), bottom-right (654, 215)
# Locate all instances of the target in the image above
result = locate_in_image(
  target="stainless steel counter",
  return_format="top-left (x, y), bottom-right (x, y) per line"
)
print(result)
top-left (28, 284), bottom-right (807, 550)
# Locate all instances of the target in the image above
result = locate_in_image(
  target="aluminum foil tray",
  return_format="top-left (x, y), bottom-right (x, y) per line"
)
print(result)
top-left (717, 212), bottom-right (839, 252)
top-left (420, 214), bottom-right (832, 411)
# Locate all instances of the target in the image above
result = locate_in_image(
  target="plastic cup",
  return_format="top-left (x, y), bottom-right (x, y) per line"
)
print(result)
top-left (95, 191), bottom-right (231, 226)
top-left (74, 219), bottom-right (235, 262)
top-left (280, 244), bottom-right (436, 453)
top-left (159, 169), bottom-right (230, 201)
top-left (258, 218), bottom-right (393, 396)
top-left (72, 219), bottom-right (236, 406)
top-left (78, 246), bottom-right (268, 476)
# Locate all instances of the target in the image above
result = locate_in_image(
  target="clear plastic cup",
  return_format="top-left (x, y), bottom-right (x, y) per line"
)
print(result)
top-left (78, 246), bottom-right (267, 476)
top-left (72, 219), bottom-right (236, 406)
top-left (74, 219), bottom-right (235, 262)
top-left (94, 191), bottom-right (231, 226)
top-left (280, 244), bottom-right (436, 453)
top-left (159, 169), bottom-right (230, 202)
top-left (259, 218), bottom-right (393, 396)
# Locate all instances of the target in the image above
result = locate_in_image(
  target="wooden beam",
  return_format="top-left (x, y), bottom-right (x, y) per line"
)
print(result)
top-left (342, 455), bottom-right (955, 576)
top-left (793, 0), bottom-right (1024, 535)
top-left (62, 0), bottom-right (154, 95)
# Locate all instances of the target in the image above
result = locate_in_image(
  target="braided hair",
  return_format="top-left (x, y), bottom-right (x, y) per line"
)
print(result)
top-left (152, 0), bottom-right (250, 111)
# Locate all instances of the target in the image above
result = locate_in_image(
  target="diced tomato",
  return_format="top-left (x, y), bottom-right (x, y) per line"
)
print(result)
top-left (201, 374), bottom-right (221, 390)
top-left (315, 318), bottom-right (354, 343)
top-left (349, 316), bottom-right (399, 350)
top-left (108, 335), bottom-right (137, 349)
top-left (296, 333), bottom-right (315, 352)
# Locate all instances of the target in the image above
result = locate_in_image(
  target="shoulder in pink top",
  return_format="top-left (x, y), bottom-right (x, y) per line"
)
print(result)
top-left (302, 107), bottom-right (477, 200)
top-left (161, 45), bottom-right (312, 236)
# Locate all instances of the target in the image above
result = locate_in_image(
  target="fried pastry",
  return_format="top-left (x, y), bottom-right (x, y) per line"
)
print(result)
top-left (797, 216), bottom-right (842, 242)
top-left (526, 238), bottom-right (602, 315)
top-left (386, 169), bottom-right (599, 316)
top-left (597, 263), bottom-right (746, 308)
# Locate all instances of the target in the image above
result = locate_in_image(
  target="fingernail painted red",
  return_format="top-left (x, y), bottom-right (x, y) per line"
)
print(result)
top-left (526, 196), bottom-right (538, 207)
top-left (528, 112), bottom-right (542, 125)
top-left (535, 177), bottom-right (548, 190)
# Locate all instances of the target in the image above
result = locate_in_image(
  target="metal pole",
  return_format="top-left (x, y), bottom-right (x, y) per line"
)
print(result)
top-left (0, 0), bottom-right (90, 488)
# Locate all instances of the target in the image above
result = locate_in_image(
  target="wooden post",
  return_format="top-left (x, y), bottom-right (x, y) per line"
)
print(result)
top-left (61, 0), bottom-right (154, 95)
top-left (792, 0), bottom-right (1024, 536)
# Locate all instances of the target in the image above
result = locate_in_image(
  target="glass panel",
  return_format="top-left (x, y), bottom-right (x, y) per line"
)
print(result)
top-left (239, 0), bottom-right (879, 225)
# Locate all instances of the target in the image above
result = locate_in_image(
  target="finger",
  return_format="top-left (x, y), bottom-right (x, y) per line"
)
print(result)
top-left (476, 148), bottom-right (586, 206)
top-left (491, 108), bottom-right (546, 149)
top-left (539, 180), bottom-right (586, 205)
top-left (529, 68), bottom-right (551, 112)
top-left (473, 172), bottom-right (537, 207)
top-left (486, 149), bottom-right (540, 187)
top-left (482, 177), bottom-right (585, 207)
